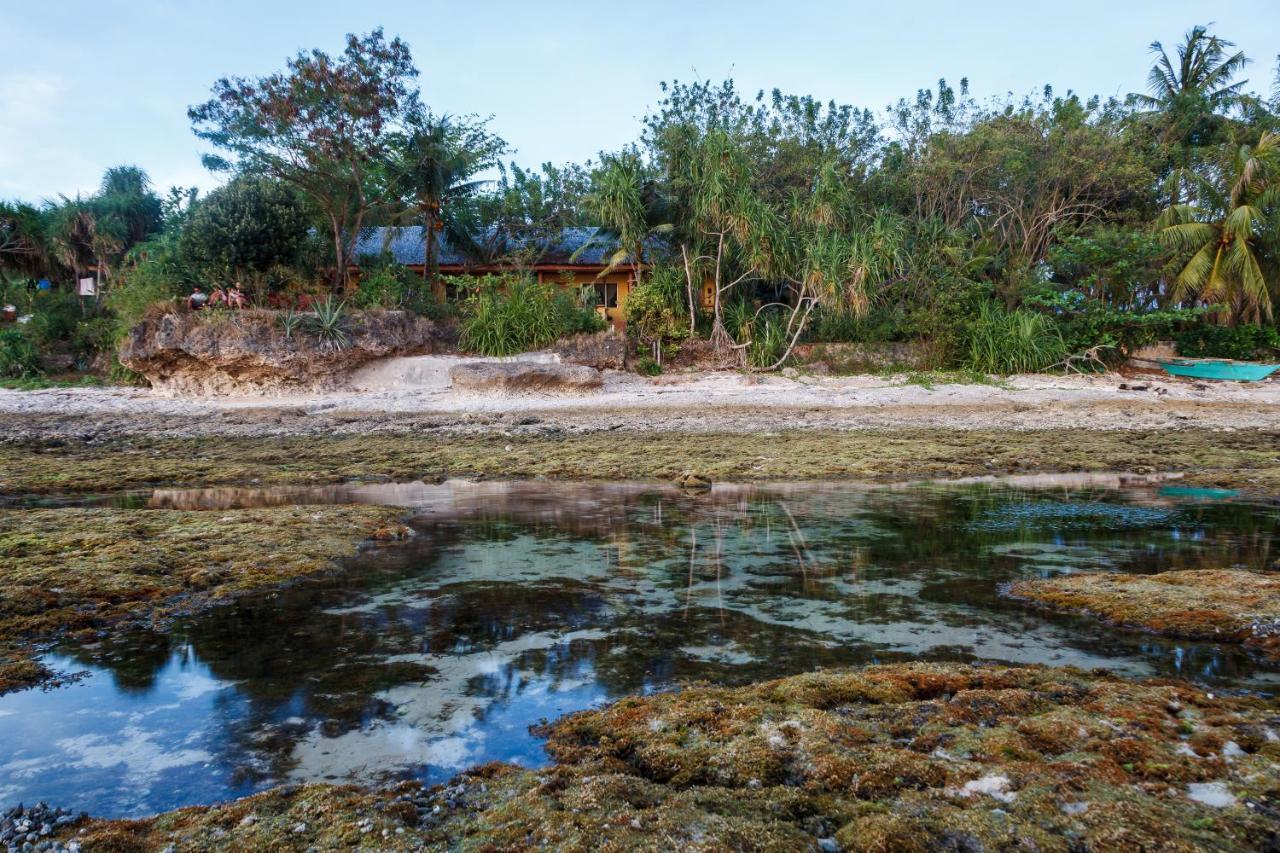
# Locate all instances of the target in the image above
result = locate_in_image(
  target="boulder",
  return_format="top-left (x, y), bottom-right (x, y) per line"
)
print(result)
top-left (120, 309), bottom-right (446, 396)
top-left (449, 361), bottom-right (603, 393)
top-left (550, 329), bottom-right (627, 371)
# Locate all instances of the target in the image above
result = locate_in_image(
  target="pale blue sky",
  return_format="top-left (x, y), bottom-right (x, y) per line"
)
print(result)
top-left (2, 0), bottom-right (1278, 201)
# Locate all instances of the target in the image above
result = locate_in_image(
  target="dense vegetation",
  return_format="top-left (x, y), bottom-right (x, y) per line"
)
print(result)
top-left (3, 25), bottom-right (1280, 380)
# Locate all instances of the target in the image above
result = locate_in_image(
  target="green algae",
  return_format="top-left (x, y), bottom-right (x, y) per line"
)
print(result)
top-left (57, 662), bottom-right (1280, 851)
top-left (0, 505), bottom-right (408, 693)
top-left (1008, 569), bottom-right (1280, 659)
top-left (2, 428), bottom-right (1279, 495)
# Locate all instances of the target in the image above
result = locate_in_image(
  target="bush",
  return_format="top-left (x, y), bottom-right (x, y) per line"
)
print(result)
top-left (351, 256), bottom-right (449, 318)
top-left (625, 275), bottom-right (688, 361)
top-left (1175, 324), bottom-right (1280, 361)
top-left (964, 302), bottom-right (1067, 374)
top-left (0, 329), bottom-right (41, 378)
top-left (459, 275), bottom-right (604, 357)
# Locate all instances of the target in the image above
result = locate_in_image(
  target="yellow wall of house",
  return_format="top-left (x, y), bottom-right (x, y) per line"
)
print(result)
top-left (535, 270), bottom-right (632, 330)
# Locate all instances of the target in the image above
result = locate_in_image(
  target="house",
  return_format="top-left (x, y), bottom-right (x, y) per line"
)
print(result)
top-left (352, 226), bottom-right (643, 330)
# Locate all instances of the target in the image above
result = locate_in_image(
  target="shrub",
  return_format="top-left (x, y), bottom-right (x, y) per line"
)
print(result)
top-left (308, 296), bottom-right (349, 351)
top-left (964, 302), bottom-right (1067, 374)
top-left (0, 329), bottom-right (41, 378)
top-left (459, 275), bottom-right (604, 357)
top-left (1175, 324), bottom-right (1280, 361)
top-left (633, 355), bottom-right (662, 376)
top-left (625, 276), bottom-right (688, 362)
top-left (23, 290), bottom-right (80, 350)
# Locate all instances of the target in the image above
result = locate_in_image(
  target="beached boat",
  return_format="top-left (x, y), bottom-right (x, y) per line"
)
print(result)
top-left (1157, 358), bottom-right (1280, 381)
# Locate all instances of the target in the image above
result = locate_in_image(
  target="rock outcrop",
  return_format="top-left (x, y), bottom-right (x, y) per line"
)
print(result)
top-left (120, 309), bottom-right (446, 395)
top-left (449, 361), bottom-right (603, 393)
top-left (550, 329), bottom-right (627, 371)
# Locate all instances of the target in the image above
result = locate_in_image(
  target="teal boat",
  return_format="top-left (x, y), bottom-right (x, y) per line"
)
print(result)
top-left (1157, 357), bottom-right (1280, 381)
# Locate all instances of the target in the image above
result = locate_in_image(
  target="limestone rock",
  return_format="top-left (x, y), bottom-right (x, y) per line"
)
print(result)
top-left (550, 329), bottom-right (627, 371)
top-left (449, 361), bottom-right (603, 393)
top-left (119, 309), bottom-right (446, 396)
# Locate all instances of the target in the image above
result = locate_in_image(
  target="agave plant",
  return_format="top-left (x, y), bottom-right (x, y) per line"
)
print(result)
top-left (309, 296), bottom-right (349, 351)
top-left (276, 308), bottom-right (304, 341)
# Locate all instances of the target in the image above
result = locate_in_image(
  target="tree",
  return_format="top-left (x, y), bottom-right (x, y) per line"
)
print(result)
top-left (95, 166), bottom-right (163, 252)
top-left (387, 109), bottom-right (506, 284)
top-left (582, 151), bottom-right (670, 289)
top-left (1158, 130), bottom-right (1280, 323)
top-left (0, 201), bottom-right (48, 280)
top-left (189, 29), bottom-right (417, 289)
top-left (181, 176), bottom-right (309, 286)
top-left (472, 161), bottom-right (591, 263)
top-left (1131, 25), bottom-right (1250, 146)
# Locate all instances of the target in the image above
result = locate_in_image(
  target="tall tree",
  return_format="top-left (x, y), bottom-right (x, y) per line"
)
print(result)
top-left (582, 151), bottom-right (670, 289)
top-left (387, 109), bottom-right (506, 284)
top-left (1158, 130), bottom-right (1280, 323)
top-left (1132, 25), bottom-right (1250, 145)
top-left (189, 29), bottom-right (417, 289)
top-left (0, 201), bottom-right (48, 280)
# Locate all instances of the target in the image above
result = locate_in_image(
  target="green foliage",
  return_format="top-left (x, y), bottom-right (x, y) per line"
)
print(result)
top-left (0, 329), bottom-right (41, 378)
top-left (181, 176), bottom-right (308, 283)
top-left (1175, 323), bottom-right (1280, 360)
top-left (1023, 283), bottom-right (1201, 358)
top-left (625, 265), bottom-right (689, 359)
top-left (632, 355), bottom-right (662, 376)
top-left (276, 309), bottom-right (305, 340)
top-left (964, 302), bottom-right (1068, 374)
top-left (351, 256), bottom-right (448, 318)
top-left (106, 236), bottom-right (190, 336)
top-left (459, 275), bottom-right (604, 357)
top-left (309, 297), bottom-right (349, 351)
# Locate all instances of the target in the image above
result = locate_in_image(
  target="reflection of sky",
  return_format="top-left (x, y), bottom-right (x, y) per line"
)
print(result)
top-left (0, 650), bottom-right (252, 816)
top-left (0, 482), bottom-right (1277, 819)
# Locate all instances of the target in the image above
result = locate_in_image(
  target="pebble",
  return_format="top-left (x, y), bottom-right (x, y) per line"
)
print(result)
top-left (0, 804), bottom-right (82, 853)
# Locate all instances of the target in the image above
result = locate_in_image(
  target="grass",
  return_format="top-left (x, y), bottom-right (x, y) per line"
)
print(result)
top-left (1007, 570), bottom-right (1280, 659)
top-left (2, 428), bottom-right (1278, 496)
top-left (59, 662), bottom-right (1280, 851)
top-left (0, 374), bottom-right (103, 391)
top-left (0, 504), bottom-right (408, 693)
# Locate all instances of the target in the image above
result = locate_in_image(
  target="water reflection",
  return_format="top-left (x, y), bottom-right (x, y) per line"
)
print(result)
top-left (1, 478), bottom-right (1278, 818)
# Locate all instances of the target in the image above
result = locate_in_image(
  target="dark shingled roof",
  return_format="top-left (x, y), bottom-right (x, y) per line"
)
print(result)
top-left (353, 226), bottom-right (629, 267)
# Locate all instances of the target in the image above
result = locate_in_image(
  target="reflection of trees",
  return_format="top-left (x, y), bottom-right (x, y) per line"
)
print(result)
top-left (51, 481), bottom-right (1280, 791)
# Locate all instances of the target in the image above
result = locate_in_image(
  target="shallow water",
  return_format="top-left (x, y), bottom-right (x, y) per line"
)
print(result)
top-left (2, 477), bottom-right (1278, 818)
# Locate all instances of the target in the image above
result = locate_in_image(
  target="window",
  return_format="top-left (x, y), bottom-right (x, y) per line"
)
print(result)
top-left (591, 282), bottom-right (619, 309)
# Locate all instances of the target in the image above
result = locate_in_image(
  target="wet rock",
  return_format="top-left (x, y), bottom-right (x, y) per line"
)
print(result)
top-left (449, 362), bottom-right (603, 393)
top-left (674, 471), bottom-right (712, 489)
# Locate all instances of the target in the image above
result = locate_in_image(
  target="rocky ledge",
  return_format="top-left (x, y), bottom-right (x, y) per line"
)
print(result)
top-left (448, 361), bottom-right (603, 393)
top-left (119, 309), bottom-right (449, 395)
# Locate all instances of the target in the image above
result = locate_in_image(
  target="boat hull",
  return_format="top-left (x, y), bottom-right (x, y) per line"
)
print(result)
top-left (1158, 359), bottom-right (1280, 381)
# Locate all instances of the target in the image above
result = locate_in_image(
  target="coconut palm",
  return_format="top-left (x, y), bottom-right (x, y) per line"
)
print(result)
top-left (581, 151), bottom-right (671, 287)
top-left (389, 111), bottom-right (506, 284)
top-left (1132, 25), bottom-right (1250, 146)
top-left (0, 201), bottom-right (49, 280)
top-left (1157, 130), bottom-right (1280, 323)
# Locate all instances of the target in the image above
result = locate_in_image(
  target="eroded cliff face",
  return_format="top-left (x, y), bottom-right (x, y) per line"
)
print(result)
top-left (119, 309), bottom-right (451, 395)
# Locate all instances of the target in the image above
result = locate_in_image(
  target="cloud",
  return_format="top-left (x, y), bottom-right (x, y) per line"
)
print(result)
top-left (0, 73), bottom-right (83, 197)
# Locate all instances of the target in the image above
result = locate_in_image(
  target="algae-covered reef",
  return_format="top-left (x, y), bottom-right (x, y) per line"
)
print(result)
top-left (58, 663), bottom-right (1280, 851)
top-left (0, 505), bottom-right (407, 692)
top-left (1008, 569), bottom-right (1280, 660)
top-left (3, 428), bottom-right (1280, 495)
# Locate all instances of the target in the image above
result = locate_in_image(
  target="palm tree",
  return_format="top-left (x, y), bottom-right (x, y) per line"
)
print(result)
top-left (0, 201), bottom-right (49, 280)
top-left (1132, 25), bottom-right (1250, 146)
top-left (581, 152), bottom-right (671, 289)
top-left (389, 112), bottom-right (505, 285)
top-left (1158, 130), bottom-right (1280, 324)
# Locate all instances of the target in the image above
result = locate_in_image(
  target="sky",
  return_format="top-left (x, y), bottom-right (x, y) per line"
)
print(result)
top-left (2, 0), bottom-right (1278, 202)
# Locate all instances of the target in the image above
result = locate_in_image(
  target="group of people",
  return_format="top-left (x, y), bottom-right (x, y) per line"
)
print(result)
top-left (187, 283), bottom-right (248, 311)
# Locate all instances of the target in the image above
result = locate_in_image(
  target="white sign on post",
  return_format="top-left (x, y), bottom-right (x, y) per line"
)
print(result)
top-left (78, 277), bottom-right (96, 297)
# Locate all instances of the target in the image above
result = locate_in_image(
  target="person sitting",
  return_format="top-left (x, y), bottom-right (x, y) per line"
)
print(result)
top-left (208, 286), bottom-right (228, 307)
top-left (227, 283), bottom-right (248, 309)
top-left (187, 286), bottom-right (209, 311)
